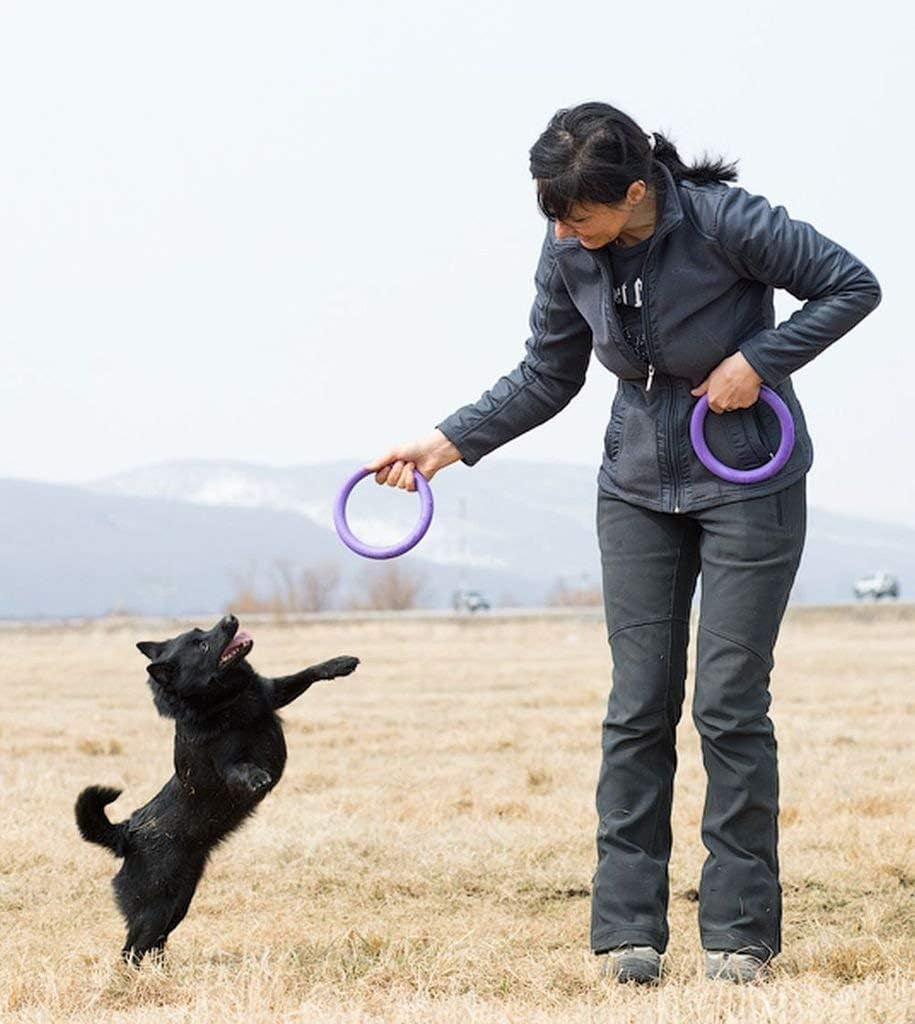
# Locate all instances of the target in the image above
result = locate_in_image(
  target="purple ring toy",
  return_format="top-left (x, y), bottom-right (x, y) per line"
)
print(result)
top-left (333, 467), bottom-right (434, 559)
top-left (690, 386), bottom-right (795, 485)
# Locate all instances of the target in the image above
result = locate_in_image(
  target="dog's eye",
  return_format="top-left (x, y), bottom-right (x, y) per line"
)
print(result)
top-left (197, 641), bottom-right (209, 652)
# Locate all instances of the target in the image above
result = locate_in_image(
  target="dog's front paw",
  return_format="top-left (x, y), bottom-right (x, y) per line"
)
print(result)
top-left (318, 656), bottom-right (359, 680)
top-left (229, 763), bottom-right (273, 794)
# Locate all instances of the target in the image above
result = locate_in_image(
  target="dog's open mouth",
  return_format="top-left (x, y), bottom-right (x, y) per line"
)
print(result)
top-left (218, 631), bottom-right (253, 669)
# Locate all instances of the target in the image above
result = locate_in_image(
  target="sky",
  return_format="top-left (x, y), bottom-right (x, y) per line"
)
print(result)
top-left (2, 0), bottom-right (912, 526)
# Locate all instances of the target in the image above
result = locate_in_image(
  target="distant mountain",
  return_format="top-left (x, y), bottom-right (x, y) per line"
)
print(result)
top-left (89, 458), bottom-right (915, 603)
top-left (0, 459), bottom-right (911, 619)
top-left (0, 478), bottom-right (538, 619)
top-left (87, 458), bottom-right (600, 582)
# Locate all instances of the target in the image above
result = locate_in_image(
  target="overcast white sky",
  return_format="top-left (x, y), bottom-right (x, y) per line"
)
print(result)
top-left (2, 1), bottom-right (912, 525)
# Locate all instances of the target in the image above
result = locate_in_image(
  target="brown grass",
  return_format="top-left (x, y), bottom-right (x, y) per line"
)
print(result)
top-left (1, 608), bottom-right (913, 1022)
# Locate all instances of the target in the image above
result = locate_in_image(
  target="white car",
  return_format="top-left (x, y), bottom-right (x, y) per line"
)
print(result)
top-left (452, 589), bottom-right (491, 613)
top-left (853, 571), bottom-right (899, 601)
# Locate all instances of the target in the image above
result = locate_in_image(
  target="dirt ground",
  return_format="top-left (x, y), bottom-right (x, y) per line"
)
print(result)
top-left (1, 605), bottom-right (913, 1023)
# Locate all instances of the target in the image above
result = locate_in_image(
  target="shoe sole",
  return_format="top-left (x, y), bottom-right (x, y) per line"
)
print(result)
top-left (616, 965), bottom-right (660, 984)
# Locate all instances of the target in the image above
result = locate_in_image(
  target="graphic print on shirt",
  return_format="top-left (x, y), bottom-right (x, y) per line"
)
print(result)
top-left (613, 278), bottom-right (643, 310)
top-left (609, 259), bottom-right (649, 364)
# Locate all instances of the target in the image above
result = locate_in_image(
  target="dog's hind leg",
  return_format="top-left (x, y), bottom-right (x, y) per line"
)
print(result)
top-left (120, 893), bottom-right (192, 965)
top-left (121, 869), bottom-right (203, 965)
top-left (163, 888), bottom-right (195, 941)
top-left (267, 656), bottom-right (359, 709)
top-left (122, 910), bottom-right (171, 965)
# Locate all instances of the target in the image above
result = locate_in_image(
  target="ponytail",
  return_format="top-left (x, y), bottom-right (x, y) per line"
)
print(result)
top-left (650, 130), bottom-right (738, 186)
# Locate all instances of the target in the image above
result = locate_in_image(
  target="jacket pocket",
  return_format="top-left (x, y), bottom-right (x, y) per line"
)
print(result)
top-left (774, 488), bottom-right (785, 528)
top-left (753, 398), bottom-right (791, 457)
top-left (604, 396), bottom-right (627, 461)
top-left (715, 408), bottom-right (772, 471)
top-left (742, 406), bottom-right (774, 465)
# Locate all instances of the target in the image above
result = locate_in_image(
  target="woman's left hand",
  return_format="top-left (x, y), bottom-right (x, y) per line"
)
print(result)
top-left (690, 352), bottom-right (764, 414)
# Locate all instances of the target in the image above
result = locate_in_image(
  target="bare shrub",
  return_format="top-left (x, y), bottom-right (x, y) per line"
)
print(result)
top-left (347, 564), bottom-right (424, 611)
top-left (298, 562), bottom-right (342, 613)
top-left (226, 566), bottom-right (283, 615)
top-left (273, 559), bottom-right (300, 613)
top-left (77, 738), bottom-right (123, 756)
top-left (226, 561), bottom-right (342, 614)
top-left (546, 577), bottom-right (603, 607)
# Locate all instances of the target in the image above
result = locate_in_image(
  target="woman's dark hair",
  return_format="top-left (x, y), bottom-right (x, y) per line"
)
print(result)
top-left (530, 101), bottom-right (739, 222)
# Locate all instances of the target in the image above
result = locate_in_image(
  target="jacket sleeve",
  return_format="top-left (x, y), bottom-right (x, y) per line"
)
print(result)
top-left (435, 227), bottom-right (594, 466)
top-left (714, 186), bottom-right (882, 386)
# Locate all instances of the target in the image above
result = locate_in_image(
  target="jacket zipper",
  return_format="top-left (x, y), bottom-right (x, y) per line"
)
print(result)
top-left (640, 259), bottom-right (681, 512)
top-left (666, 382), bottom-right (681, 513)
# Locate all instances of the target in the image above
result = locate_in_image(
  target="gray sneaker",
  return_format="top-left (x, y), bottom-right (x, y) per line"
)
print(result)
top-left (603, 945), bottom-right (662, 984)
top-left (704, 949), bottom-right (769, 983)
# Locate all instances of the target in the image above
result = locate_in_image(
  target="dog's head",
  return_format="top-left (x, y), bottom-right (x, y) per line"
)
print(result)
top-left (136, 615), bottom-right (255, 721)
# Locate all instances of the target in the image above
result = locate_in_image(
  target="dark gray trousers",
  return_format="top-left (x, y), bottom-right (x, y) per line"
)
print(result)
top-left (591, 478), bottom-right (806, 959)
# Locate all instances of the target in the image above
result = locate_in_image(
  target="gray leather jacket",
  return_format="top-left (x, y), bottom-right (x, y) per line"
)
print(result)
top-left (437, 161), bottom-right (881, 513)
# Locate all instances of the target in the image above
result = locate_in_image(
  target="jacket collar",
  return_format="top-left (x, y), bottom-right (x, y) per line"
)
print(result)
top-left (646, 160), bottom-right (684, 248)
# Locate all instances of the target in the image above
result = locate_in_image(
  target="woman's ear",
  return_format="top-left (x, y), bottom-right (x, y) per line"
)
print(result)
top-left (627, 179), bottom-right (647, 205)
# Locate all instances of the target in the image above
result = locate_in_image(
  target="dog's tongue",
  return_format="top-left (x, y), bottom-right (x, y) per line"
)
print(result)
top-left (222, 631), bottom-right (253, 660)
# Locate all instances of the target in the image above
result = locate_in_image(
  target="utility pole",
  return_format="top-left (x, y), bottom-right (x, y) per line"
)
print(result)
top-left (458, 497), bottom-right (469, 593)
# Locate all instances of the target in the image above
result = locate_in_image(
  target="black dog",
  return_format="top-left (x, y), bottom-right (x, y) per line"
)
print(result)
top-left (75, 614), bottom-right (358, 962)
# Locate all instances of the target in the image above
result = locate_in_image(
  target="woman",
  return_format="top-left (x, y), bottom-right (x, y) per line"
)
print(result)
top-left (366, 102), bottom-right (881, 984)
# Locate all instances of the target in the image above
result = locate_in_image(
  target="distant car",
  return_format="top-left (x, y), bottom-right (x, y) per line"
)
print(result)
top-left (452, 589), bottom-right (491, 613)
top-left (853, 571), bottom-right (900, 601)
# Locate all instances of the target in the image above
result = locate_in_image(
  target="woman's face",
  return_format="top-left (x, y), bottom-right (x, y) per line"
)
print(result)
top-left (550, 180), bottom-right (648, 248)
top-left (553, 200), bottom-right (631, 248)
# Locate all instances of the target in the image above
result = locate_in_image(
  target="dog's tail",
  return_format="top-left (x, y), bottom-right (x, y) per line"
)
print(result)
top-left (75, 786), bottom-right (129, 857)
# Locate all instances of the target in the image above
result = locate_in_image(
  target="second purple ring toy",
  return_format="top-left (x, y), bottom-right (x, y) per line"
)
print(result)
top-left (333, 467), bottom-right (434, 559)
top-left (690, 386), bottom-right (795, 485)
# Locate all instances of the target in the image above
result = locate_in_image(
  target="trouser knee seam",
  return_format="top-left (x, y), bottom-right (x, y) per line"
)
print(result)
top-left (608, 616), bottom-right (690, 643)
top-left (698, 624), bottom-right (771, 667)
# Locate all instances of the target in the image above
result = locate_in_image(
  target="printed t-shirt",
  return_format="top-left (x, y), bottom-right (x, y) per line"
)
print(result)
top-left (605, 235), bottom-right (652, 365)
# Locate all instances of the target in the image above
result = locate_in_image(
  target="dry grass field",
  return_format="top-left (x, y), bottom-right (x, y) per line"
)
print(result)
top-left (1, 606), bottom-right (913, 1023)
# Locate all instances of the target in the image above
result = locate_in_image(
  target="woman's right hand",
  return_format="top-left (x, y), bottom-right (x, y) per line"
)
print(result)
top-left (365, 429), bottom-right (463, 491)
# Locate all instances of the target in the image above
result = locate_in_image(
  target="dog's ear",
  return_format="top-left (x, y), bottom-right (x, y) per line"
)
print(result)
top-left (137, 641), bottom-right (164, 660)
top-left (147, 660), bottom-right (176, 686)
